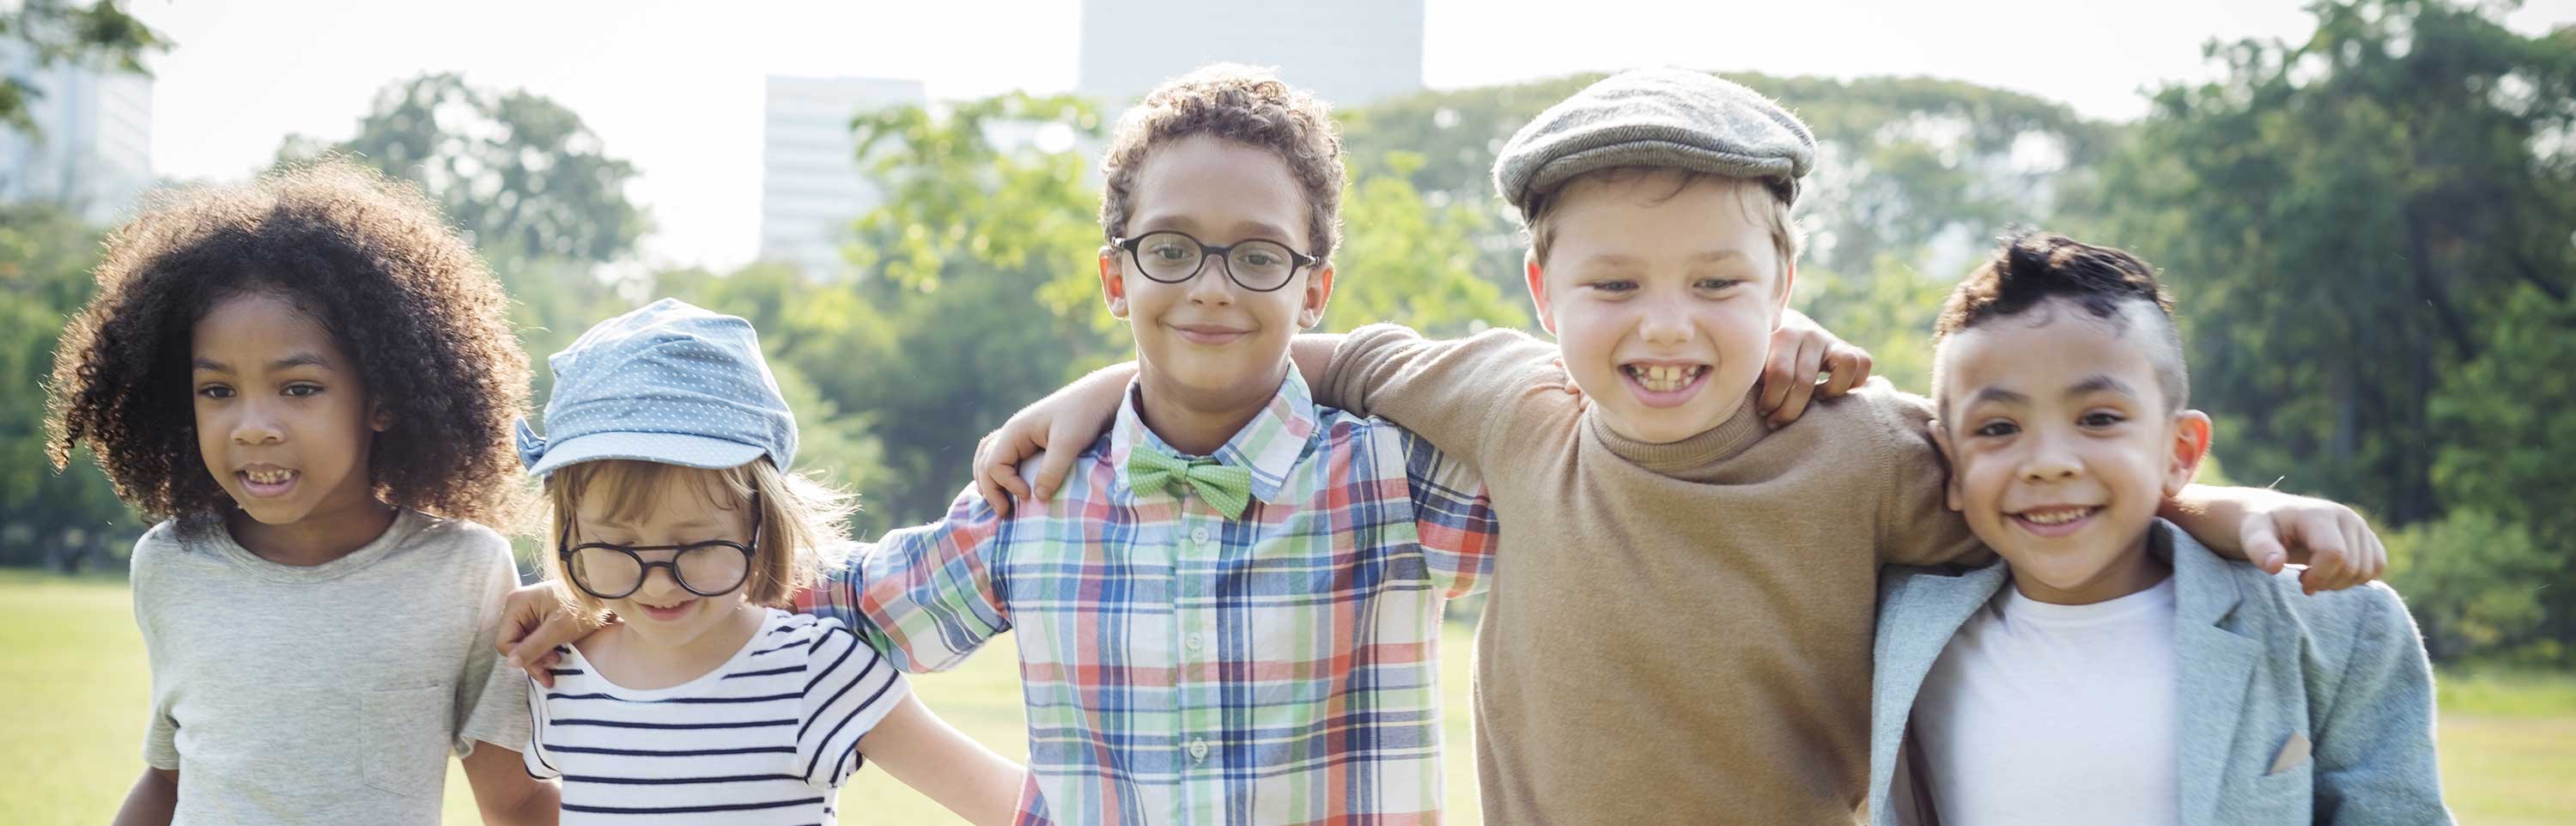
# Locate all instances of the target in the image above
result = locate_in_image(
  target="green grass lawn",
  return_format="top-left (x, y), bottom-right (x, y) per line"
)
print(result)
top-left (3, 569), bottom-right (2566, 824)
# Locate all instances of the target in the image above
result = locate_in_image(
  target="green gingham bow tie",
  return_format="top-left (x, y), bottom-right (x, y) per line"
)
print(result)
top-left (1125, 447), bottom-right (1254, 517)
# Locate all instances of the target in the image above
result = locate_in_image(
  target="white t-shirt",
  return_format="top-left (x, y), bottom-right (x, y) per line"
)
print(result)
top-left (526, 608), bottom-right (911, 825)
top-left (1910, 575), bottom-right (2180, 826)
top-left (131, 509), bottom-right (531, 825)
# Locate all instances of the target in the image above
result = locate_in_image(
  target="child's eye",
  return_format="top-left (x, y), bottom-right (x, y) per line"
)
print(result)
top-left (1695, 278), bottom-right (1743, 291)
top-left (1240, 251), bottom-right (1279, 267)
top-left (2080, 411), bottom-right (2124, 428)
top-left (1147, 244), bottom-right (1194, 262)
top-left (197, 385), bottom-right (234, 400)
top-left (1974, 421), bottom-right (2019, 438)
top-left (1589, 280), bottom-right (1637, 294)
top-left (283, 384), bottom-right (323, 398)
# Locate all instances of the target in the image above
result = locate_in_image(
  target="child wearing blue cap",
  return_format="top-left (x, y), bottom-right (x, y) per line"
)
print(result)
top-left (48, 162), bottom-right (560, 824)
top-left (513, 298), bottom-right (1023, 825)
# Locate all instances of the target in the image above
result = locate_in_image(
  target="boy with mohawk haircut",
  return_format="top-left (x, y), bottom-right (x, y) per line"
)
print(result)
top-left (1868, 232), bottom-right (2449, 826)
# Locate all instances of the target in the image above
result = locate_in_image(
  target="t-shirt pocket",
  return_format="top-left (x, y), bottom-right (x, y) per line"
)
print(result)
top-left (360, 682), bottom-right (453, 797)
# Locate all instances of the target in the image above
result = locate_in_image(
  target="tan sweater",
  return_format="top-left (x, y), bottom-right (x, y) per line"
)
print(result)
top-left (1325, 324), bottom-right (1988, 826)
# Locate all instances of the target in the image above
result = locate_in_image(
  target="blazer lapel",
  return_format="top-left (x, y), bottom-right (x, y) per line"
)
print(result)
top-left (2168, 522), bottom-right (2263, 826)
top-left (1874, 562), bottom-right (2011, 823)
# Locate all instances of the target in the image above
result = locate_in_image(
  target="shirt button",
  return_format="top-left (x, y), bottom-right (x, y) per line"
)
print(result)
top-left (1187, 633), bottom-right (1205, 651)
top-left (1188, 738), bottom-right (1210, 762)
top-left (1189, 527), bottom-right (1212, 544)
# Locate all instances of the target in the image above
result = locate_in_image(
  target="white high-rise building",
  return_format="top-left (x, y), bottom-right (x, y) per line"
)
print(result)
top-left (1076, 0), bottom-right (1425, 106)
top-left (0, 40), bottom-right (153, 225)
top-left (759, 76), bottom-right (927, 280)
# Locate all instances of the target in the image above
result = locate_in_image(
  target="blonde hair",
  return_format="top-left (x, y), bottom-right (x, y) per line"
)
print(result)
top-left (1523, 167), bottom-right (1802, 274)
top-left (540, 458), bottom-right (854, 621)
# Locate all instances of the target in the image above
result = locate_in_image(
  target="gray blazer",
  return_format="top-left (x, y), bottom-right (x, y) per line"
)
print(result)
top-left (1868, 520), bottom-right (2452, 825)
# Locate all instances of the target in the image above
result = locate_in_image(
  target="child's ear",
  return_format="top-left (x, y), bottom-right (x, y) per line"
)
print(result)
top-left (1523, 250), bottom-right (1558, 336)
top-left (1928, 419), bottom-right (1963, 512)
top-left (1295, 263), bottom-right (1336, 329)
top-left (2164, 410), bottom-right (2214, 496)
top-left (369, 399), bottom-right (392, 432)
top-left (1098, 247), bottom-right (1130, 319)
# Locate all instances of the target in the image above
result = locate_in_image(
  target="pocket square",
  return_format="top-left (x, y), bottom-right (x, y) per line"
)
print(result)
top-left (2268, 731), bottom-right (2312, 774)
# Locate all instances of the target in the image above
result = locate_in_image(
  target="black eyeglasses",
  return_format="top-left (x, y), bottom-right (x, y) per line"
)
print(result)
top-left (556, 499), bottom-right (762, 600)
top-left (1114, 230), bottom-right (1319, 293)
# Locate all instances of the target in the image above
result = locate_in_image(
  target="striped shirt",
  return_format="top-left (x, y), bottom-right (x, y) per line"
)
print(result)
top-left (799, 368), bottom-right (1500, 825)
top-left (526, 609), bottom-right (910, 825)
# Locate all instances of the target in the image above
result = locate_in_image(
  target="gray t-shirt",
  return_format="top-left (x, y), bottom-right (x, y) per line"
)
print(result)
top-left (131, 508), bottom-right (532, 825)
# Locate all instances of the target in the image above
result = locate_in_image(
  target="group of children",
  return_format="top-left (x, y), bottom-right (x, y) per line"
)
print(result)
top-left (46, 62), bottom-right (2447, 826)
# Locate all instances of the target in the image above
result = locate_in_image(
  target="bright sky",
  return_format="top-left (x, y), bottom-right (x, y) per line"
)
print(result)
top-left (130, 0), bottom-right (2575, 270)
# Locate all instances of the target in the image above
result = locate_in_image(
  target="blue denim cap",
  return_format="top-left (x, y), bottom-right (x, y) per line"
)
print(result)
top-left (515, 298), bottom-right (797, 478)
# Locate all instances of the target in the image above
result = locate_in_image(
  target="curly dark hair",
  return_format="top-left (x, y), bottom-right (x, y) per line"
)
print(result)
top-left (45, 160), bottom-right (533, 534)
top-left (1098, 63), bottom-right (1346, 261)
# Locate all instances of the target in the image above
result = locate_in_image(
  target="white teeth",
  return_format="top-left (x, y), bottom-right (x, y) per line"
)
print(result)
top-left (244, 470), bottom-right (293, 484)
top-left (2021, 508), bottom-right (2093, 525)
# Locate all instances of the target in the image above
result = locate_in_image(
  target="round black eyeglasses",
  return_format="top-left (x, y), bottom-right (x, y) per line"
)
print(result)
top-left (556, 499), bottom-right (762, 600)
top-left (1114, 230), bottom-right (1319, 292)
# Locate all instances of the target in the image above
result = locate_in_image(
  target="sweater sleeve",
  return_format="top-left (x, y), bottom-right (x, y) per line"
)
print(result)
top-left (1321, 323), bottom-right (1571, 469)
top-left (1868, 387), bottom-right (1989, 568)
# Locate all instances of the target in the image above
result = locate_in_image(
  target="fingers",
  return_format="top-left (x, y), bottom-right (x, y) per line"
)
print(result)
top-left (1820, 343), bottom-right (1873, 397)
top-left (2239, 512), bottom-right (2288, 575)
top-left (1031, 419), bottom-right (1088, 502)
top-left (1759, 331), bottom-right (1797, 416)
top-left (973, 434), bottom-right (1018, 517)
top-left (507, 610), bottom-right (595, 688)
top-left (1768, 334), bottom-right (1827, 428)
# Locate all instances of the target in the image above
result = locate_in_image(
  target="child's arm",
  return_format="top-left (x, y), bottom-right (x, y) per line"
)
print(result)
top-left (2161, 486), bottom-right (2387, 593)
top-left (459, 744), bottom-right (559, 826)
top-left (970, 311), bottom-right (1870, 512)
top-left (2309, 586), bottom-right (2454, 824)
top-left (110, 768), bottom-right (178, 826)
top-left (502, 487), bottom-right (1014, 682)
top-left (855, 695), bottom-right (1026, 826)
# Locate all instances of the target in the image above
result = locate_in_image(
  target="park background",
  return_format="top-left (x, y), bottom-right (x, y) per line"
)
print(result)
top-left (4, 0), bottom-right (2573, 823)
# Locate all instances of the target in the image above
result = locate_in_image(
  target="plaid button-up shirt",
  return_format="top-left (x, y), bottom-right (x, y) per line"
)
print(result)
top-left (799, 369), bottom-right (1498, 825)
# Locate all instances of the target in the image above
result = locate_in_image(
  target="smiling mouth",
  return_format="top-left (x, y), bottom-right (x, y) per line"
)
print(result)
top-left (1621, 363), bottom-right (1708, 393)
top-left (634, 598), bottom-right (698, 621)
top-left (236, 468), bottom-right (300, 498)
top-left (2011, 506), bottom-right (2102, 534)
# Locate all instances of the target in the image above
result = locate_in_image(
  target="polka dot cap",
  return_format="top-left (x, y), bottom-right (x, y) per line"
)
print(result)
top-left (516, 298), bottom-right (798, 478)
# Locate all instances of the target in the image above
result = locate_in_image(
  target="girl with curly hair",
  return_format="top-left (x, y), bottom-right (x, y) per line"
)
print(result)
top-left (47, 161), bottom-right (559, 824)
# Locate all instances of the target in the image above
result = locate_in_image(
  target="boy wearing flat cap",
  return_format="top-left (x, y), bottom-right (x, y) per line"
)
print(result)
top-left (983, 68), bottom-right (2392, 825)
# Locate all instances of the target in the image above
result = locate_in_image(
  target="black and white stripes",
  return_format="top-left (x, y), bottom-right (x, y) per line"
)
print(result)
top-left (526, 610), bottom-right (909, 825)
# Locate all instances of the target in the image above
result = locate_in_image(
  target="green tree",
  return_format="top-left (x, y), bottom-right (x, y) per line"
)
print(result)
top-left (2428, 282), bottom-right (2576, 660)
top-left (277, 73), bottom-right (651, 264)
top-left (0, 203), bottom-right (137, 570)
top-left (1341, 73), bottom-right (2116, 292)
top-left (832, 94), bottom-right (1116, 527)
top-left (2084, 0), bottom-right (2576, 527)
top-left (1323, 151), bottom-right (1528, 336)
top-left (0, 0), bottom-right (162, 136)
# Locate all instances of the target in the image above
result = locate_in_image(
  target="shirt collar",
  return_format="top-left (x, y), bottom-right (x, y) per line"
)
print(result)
top-left (1108, 367), bottom-right (1320, 508)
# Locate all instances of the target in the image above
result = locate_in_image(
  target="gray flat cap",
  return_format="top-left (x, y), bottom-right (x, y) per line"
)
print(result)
top-left (1493, 68), bottom-right (1816, 217)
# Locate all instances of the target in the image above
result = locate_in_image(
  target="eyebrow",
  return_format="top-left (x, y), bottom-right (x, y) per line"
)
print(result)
top-left (1966, 386), bottom-right (2029, 407)
top-left (191, 353), bottom-right (333, 373)
top-left (589, 517), bottom-right (719, 531)
top-left (2066, 374), bottom-right (2139, 399)
top-left (1578, 250), bottom-right (1748, 269)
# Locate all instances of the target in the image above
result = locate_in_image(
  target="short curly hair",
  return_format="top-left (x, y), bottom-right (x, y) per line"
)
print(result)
top-left (45, 160), bottom-right (533, 534)
top-left (1098, 63), bottom-right (1346, 261)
